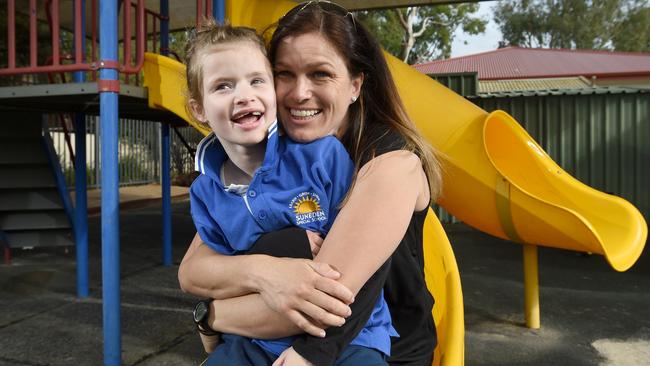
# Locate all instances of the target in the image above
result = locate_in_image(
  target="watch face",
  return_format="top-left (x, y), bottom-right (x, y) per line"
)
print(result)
top-left (193, 301), bottom-right (208, 323)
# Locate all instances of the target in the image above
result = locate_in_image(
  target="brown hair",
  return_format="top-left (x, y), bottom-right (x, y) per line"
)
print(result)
top-left (184, 19), bottom-right (268, 124)
top-left (268, 1), bottom-right (442, 200)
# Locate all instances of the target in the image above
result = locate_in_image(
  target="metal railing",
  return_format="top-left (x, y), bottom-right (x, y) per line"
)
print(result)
top-left (1, 0), bottom-right (146, 78)
top-left (46, 116), bottom-right (203, 188)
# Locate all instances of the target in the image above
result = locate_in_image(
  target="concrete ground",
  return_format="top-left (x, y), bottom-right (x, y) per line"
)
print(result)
top-left (450, 225), bottom-right (650, 366)
top-left (70, 184), bottom-right (190, 215)
top-left (1, 190), bottom-right (648, 365)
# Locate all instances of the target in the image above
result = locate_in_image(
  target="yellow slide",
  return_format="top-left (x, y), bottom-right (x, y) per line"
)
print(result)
top-left (144, 0), bottom-right (647, 271)
top-left (143, 0), bottom-right (646, 364)
top-left (386, 52), bottom-right (647, 272)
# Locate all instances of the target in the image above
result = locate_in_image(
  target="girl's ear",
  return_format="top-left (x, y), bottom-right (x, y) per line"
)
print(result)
top-left (189, 99), bottom-right (206, 123)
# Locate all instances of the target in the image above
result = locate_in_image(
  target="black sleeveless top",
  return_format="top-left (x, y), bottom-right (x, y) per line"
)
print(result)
top-left (289, 129), bottom-right (436, 366)
top-left (365, 128), bottom-right (436, 365)
top-left (385, 207), bottom-right (436, 365)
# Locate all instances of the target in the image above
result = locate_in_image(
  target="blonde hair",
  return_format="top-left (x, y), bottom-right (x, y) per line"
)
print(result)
top-left (184, 19), bottom-right (268, 124)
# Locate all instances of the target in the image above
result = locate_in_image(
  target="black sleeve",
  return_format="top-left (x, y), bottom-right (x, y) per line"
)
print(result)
top-left (247, 227), bottom-right (313, 259)
top-left (292, 259), bottom-right (391, 366)
top-left (249, 229), bottom-right (392, 366)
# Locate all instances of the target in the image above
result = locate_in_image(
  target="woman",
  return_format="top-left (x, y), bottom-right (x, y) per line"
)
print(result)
top-left (179, 2), bottom-right (443, 365)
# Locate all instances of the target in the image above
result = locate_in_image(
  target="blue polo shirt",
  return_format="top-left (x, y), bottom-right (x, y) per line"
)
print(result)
top-left (190, 122), bottom-right (398, 356)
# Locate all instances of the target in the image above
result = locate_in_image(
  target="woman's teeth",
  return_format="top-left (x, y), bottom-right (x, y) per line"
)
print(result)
top-left (291, 109), bottom-right (320, 117)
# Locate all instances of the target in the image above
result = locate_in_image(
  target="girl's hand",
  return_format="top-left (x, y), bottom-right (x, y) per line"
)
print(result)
top-left (256, 257), bottom-right (353, 337)
top-left (272, 347), bottom-right (314, 366)
top-left (306, 230), bottom-right (324, 257)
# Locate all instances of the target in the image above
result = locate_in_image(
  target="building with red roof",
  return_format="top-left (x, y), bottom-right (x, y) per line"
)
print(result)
top-left (414, 47), bottom-right (650, 89)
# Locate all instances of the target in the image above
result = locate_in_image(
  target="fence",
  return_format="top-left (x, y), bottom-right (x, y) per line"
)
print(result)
top-left (472, 89), bottom-right (650, 220)
top-left (46, 115), bottom-right (204, 188)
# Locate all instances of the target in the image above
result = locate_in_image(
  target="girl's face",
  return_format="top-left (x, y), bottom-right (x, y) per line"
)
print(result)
top-left (273, 32), bottom-right (363, 143)
top-left (190, 41), bottom-right (276, 152)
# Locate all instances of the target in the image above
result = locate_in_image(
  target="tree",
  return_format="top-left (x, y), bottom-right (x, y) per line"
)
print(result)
top-left (356, 4), bottom-right (486, 64)
top-left (612, 1), bottom-right (650, 52)
top-left (494, 0), bottom-right (650, 52)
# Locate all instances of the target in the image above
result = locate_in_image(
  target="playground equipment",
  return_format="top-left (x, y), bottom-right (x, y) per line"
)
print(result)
top-left (2, 1), bottom-right (647, 365)
top-left (424, 208), bottom-right (465, 366)
top-left (145, 0), bottom-right (647, 329)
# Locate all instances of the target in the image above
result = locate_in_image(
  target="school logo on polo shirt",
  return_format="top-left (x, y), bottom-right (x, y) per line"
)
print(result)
top-left (290, 192), bottom-right (326, 226)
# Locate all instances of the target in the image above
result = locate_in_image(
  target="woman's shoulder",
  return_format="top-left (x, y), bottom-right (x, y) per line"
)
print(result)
top-left (358, 127), bottom-right (408, 166)
top-left (373, 129), bottom-right (407, 156)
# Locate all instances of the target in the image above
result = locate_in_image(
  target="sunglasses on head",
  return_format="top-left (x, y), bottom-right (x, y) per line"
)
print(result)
top-left (283, 0), bottom-right (357, 30)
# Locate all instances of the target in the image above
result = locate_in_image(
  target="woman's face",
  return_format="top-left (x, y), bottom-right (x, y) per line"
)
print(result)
top-left (274, 32), bottom-right (363, 143)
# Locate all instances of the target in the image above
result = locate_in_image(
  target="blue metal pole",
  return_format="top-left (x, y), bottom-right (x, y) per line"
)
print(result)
top-left (161, 123), bottom-right (172, 266)
top-left (160, 0), bottom-right (172, 266)
top-left (160, 0), bottom-right (169, 56)
top-left (73, 0), bottom-right (89, 299)
top-left (100, 0), bottom-right (121, 365)
top-left (214, 0), bottom-right (225, 22)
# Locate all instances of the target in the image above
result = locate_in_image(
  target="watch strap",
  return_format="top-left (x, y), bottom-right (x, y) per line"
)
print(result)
top-left (194, 299), bottom-right (220, 336)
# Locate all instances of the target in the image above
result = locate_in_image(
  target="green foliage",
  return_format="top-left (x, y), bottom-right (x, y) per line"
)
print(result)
top-left (356, 4), bottom-right (486, 64)
top-left (168, 30), bottom-right (190, 62)
top-left (0, 6), bottom-right (54, 85)
top-left (494, 0), bottom-right (650, 52)
top-left (62, 164), bottom-right (98, 187)
top-left (119, 155), bottom-right (152, 183)
top-left (612, 2), bottom-right (650, 51)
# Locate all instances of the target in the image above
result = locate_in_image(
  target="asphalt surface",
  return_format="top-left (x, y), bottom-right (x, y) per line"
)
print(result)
top-left (1, 199), bottom-right (648, 365)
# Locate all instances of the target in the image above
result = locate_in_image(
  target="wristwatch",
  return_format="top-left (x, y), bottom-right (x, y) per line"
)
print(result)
top-left (193, 298), bottom-right (219, 336)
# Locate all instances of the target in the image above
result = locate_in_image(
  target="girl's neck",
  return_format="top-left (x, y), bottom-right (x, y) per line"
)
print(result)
top-left (221, 141), bottom-right (266, 185)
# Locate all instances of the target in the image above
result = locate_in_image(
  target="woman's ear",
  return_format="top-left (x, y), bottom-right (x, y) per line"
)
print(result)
top-left (189, 99), bottom-right (206, 123)
top-left (351, 73), bottom-right (364, 102)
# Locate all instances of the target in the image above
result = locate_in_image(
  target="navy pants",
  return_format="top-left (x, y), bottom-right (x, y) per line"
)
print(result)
top-left (203, 334), bottom-right (387, 366)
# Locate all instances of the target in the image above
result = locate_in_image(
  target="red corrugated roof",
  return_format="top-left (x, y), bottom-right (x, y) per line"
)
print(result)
top-left (414, 47), bottom-right (650, 80)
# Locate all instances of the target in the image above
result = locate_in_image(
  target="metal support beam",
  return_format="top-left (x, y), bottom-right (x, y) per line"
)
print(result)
top-left (161, 123), bottom-right (172, 266)
top-left (213, 0), bottom-right (225, 22)
top-left (160, 0), bottom-right (169, 56)
top-left (160, 0), bottom-right (172, 267)
top-left (74, 113), bottom-right (89, 297)
top-left (73, 0), bottom-right (89, 299)
top-left (100, 0), bottom-right (121, 364)
top-left (523, 244), bottom-right (541, 329)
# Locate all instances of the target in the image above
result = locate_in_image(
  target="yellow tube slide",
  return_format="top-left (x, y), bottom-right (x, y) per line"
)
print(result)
top-left (143, 0), bottom-right (647, 269)
top-left (226, 0), bottom-right (647, 271)
top-left (142, 53), bottom-right (211, 136)
top-left (391, 52), bottom-right (646, 271)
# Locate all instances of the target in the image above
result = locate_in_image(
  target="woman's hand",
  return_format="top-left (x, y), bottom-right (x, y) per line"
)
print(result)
top-left (306, 230), bottom-right (323, 257)
top-left (255, 256), bottom-right (354, 337)
top-left (272, 347), bottom-right (314, 366)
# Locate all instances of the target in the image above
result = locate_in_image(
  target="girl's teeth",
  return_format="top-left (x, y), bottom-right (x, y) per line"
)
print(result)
top-left (291, 109), bottom-right (319, 117)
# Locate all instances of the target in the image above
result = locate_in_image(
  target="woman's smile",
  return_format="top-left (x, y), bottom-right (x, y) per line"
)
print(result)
top-left (290, 108), bottom-right (322, 119)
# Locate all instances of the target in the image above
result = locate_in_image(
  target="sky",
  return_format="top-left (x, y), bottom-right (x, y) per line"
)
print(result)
top-left (450, 1), bottom-right (502, 58)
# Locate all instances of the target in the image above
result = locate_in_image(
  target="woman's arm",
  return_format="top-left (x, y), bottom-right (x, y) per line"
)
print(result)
top-left (179, 232), bottom-right (354, 335)
top-left (313, 150), bottom-right (430, 293)
top-left (288, 150), bottom-right (430, 365)
top-left (205, 151), bottom-right (430, 337)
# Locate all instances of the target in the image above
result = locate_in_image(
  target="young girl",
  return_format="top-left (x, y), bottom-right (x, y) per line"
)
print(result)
top-left (184, 20), bottom-right (395, 366)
